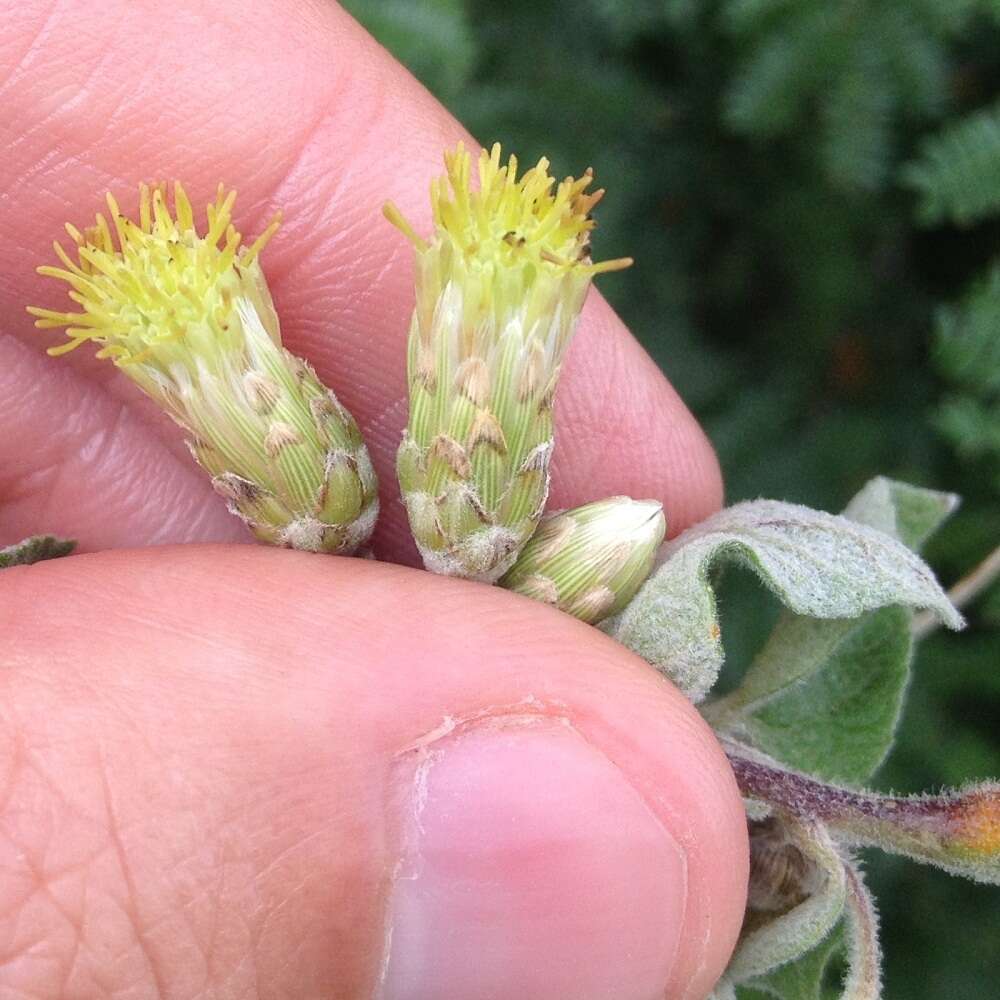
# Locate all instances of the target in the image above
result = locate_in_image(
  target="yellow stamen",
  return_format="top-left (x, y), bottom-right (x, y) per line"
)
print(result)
top-left (243, 215), bottom-right (282, 266)
top-left (383, 142), bottom-right (631, 277)
top-left (382, 201), bottom-right (428, 251)
top-left (28, 182), bottom-right (280, 364)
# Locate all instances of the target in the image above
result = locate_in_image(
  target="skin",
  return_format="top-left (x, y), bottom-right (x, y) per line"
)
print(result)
top-left (0, 2), bottom-right (748, 998)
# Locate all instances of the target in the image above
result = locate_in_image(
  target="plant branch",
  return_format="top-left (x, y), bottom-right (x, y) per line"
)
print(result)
top-left (912, 542), bottom-right (1000, 640)
top-left (724, 741), bottom-right (1000, 884)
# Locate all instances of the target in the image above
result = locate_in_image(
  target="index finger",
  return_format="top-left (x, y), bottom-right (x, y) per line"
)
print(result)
top-left (0, 0), bottom-right (722, 560)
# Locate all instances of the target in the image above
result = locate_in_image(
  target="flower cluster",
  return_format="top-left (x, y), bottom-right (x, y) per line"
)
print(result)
top-left (387, 143), bottom-right (631, 581)
top-left (30, 182), bottom-right (378, 554)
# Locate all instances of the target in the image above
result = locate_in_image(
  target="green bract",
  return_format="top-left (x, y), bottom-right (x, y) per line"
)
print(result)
top-left (500, 496), bottom-right (665, 624)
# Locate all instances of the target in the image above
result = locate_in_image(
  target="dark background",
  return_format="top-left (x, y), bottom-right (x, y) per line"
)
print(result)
top-left (341, 2), bottom-right (1000, 996)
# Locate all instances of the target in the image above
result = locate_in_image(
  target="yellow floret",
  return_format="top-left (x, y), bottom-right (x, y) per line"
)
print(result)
top-left (28, 182), bottom-right (279, 368)
top-left (384, 141), bottom-right (631, 276)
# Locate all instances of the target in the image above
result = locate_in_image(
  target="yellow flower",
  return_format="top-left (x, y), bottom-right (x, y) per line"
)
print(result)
top-left (29, 182), bottom-right (378, 554)
top-left (386, 143), bottom-right (631, 582)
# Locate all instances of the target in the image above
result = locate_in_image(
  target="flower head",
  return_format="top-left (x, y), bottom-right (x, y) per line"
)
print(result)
top-left (387, 143), bottom-right (631, 581)
top-left (29, 182), bottom-right (378, 554)
top-left (500, 496), bottom-right (665, 623)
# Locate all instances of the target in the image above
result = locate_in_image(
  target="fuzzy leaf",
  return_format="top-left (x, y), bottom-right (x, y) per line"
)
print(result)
top-left (708, 979), bottom-right (738, 1000)
top-left (737, 607), bottom-right (912, 784)
top-left (841, 476), bottom-right (959, 551)
top-left (608, 499), bottom-right (961, 702)
top-left (727, 817), bottom-right (847, 982)
top-left (707, 479), bottom-right (958, 782)
top-left (743, 923), bottom-right (845, 999)
top-left (0, 535), bottom-right (76, 569)
top-left (742, 904), bottom-right (876, 1000)
top-left (841, 861), bottom-right (882, 999)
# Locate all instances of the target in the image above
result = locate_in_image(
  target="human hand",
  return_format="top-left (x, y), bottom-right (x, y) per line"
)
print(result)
top-left (0, 3), bottom-right (748, 998)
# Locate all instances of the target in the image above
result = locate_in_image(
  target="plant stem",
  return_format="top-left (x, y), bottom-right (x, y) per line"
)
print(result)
top-left (724, 741), bottom-right (1000, 884)
top-left (912, 542), bottom-right (1000, 640)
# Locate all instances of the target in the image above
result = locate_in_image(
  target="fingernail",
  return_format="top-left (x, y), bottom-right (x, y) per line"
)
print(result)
top-left (378, 716), bottom-right (687, 1000)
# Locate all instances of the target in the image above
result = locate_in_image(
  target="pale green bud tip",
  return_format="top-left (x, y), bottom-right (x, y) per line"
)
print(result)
top-left (500, 496), bottom-right (666, 624)
top-left (29, 182), bottom-right (378, 555)
top-left (387, 143), bottom-right (632, 582)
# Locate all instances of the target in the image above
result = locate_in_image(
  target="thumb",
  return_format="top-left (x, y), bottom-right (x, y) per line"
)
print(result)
top-left (0, 546), bottom-right (747, 1000)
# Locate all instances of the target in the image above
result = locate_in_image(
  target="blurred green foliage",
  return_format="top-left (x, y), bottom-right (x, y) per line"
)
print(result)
top-left (340, 0), bottom-right (1000, 995)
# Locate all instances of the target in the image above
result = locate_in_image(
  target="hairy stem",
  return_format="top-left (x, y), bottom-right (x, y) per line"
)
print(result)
top-left (912, 542), bottom-right (1000, 640)
top-left (725, 742), bottom-right (1000, 884)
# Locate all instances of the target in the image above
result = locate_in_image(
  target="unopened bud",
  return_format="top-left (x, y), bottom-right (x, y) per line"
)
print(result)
top-left (500, 496), bottom-right (665, 624)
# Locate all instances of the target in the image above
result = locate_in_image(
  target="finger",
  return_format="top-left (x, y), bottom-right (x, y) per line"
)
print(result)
top-left (0, 0), bottom-right (722, 559)
top-left (0, 547), bottom-right (747, 999)
top-left (0, 336), bottom-right (249, 550)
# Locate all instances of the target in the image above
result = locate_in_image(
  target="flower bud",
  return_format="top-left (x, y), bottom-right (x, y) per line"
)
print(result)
top-left (386, 143), bottom-right (631, 582)
top-left (29, 182), bottom-right (378, 555)
top-left (500, 496), bottom-right (665, 624)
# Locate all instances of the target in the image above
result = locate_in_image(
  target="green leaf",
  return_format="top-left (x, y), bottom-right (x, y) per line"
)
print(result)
top-left (841, 477), bottom-right (959, 551)
top-left (820, 45), bottom-right (891, 192)
top-left (879, 6), bottom-right (948, 118)
top-left (0, 535), bottom-right (76, 569)
top-left (706, 479), bottom-right (957, 782)
top-left (743, 922), bottom-right (845, 999)
top-left (724, 8), bottom-right (844, 137)
top-left (840, 861), bottom-right (882, 999)
top-left (738, 607), bottom-right (912, 784)
top-left (934, 264), bottom-right (1000, 397)
top-left (607, 498), bottom-right (961, 702)
top-left (935, 395), bottom-right (1000, 466)
top-left (910, 0), bottom-right (983, 35)
top-left (728, 817), bottom-right (847, 983)
top-left (722, 0), bottom-right (801, 36)
top-left (903, 100), bottom-right (1000, 226)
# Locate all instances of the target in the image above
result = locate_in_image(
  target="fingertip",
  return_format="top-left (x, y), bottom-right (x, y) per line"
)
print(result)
top-left (3, 546), bottom-right (745, 997)
top-left (379, 716), bottom-right (689, 1000)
